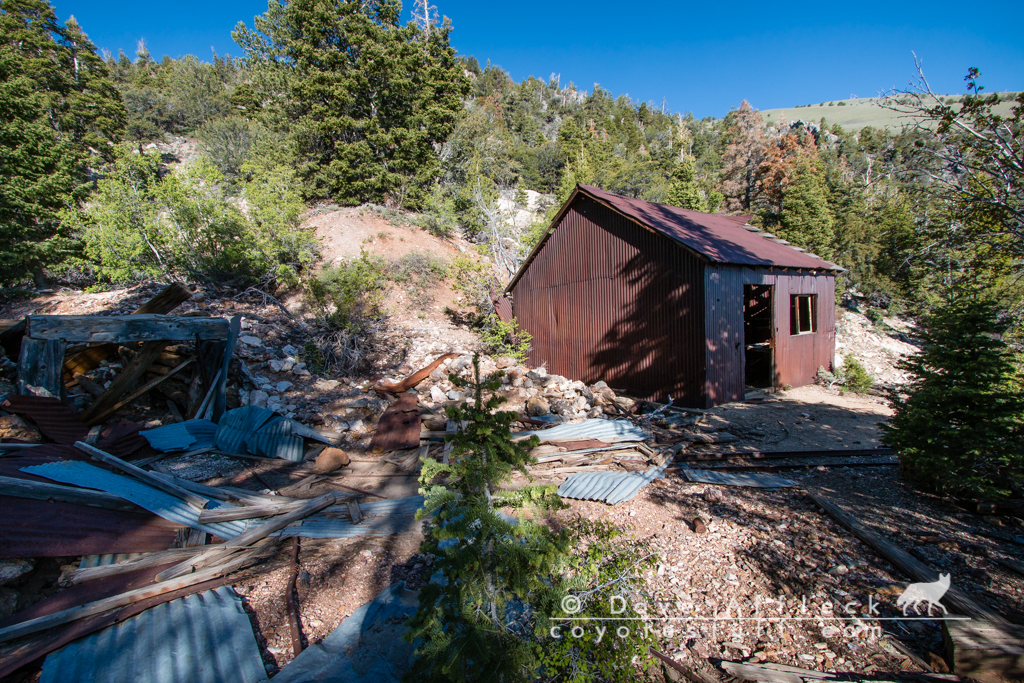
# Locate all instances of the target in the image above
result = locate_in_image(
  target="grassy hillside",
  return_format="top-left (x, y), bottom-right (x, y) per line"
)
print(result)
top-left (761, 92), bottom-right (1020, 131)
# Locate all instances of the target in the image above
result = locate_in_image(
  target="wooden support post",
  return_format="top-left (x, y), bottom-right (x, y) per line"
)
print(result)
top-left (212, 315), bottom-right (240, 423)
top-left (17, 338), bottom-right (65, 399)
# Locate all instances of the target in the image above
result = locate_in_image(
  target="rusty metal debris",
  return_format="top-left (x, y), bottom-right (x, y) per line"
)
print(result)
top-left (370, 352), bottom-right (458, 393)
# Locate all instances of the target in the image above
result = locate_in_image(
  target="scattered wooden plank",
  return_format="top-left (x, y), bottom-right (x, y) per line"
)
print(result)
top-left (347, 500), bottom-right (363, 524)
top-left (0, 475), bottom-right (140, 512)
top-left (192, 368), bottom-right (221, 421)
top-left (84, 357), bottom-right (194, 426)
top-left (286, 537), bottom-right (304, 656)
top-left (80, 341), bottom-right (168, 423)
top-left (198, 500), bottom-right (307, 523)
top-left (211, 315), bottom-right (240, 423)
top-left (944, 618), bottom-right (1024, 683)
top-left (155, 493), bottom-right (341, 581)
top-left (718, 660), bottom-right (836, 683)
top-left (72, 373), bottom-right (105, 398)
top-left (68, 546), bottom-right (210, 584)
top-left (0, 543), bottom-right (269, 644)
top-left (147, 470), bottom-right (270, 506)
top-left (17, 338), bottom-right (66, 399)
top-left (806, 491), bottom-right (1008, 624)
top-left (75, 441), bottom-right (209, 510)
top-left (28, 314), bottom-right (228, 343)
top-left (0, 443), bottom-right (42, 451)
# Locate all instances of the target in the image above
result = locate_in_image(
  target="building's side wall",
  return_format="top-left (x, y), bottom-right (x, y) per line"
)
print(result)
top-left (511, 197), bottom-right (707, 405)
top-left (704, 265), bottom-right (836, 406)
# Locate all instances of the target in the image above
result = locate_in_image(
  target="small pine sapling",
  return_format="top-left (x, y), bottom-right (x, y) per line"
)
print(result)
top-left (404, 355), bottom-right (568, 683)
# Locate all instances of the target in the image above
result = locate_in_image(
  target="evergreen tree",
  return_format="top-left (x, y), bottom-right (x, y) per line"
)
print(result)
top-left (0, 1), bottom-right (124, 284)
top-left (778, 160), bottom-right (835, 260)
top-left (882, 298), bottom-right (1024, 498)
top-left (404, 356), bottom-right (567, 682)
top-left (665, 154), bottom-right (707, 211)
top-left (718, 100), bottom-right (766, 213)
top-left (233, 0), bottom-right (468, 207)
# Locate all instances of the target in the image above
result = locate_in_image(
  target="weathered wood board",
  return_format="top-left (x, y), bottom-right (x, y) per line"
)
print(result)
top-left (28, 315), bottom-right (229, 343)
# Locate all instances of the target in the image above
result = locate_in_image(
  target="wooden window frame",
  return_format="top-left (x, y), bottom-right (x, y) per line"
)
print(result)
top-left (790, 294), bottom-right (817, 335)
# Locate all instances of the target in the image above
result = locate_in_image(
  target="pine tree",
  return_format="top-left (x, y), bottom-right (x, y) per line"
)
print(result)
top-left (233, 0), bottom-right (468, 208)
top-left (777, 160), bottom-right (835, 260)
top-left (0, 1), bottom-right (125, 284)
top-left (718, 100), bottom-right (766, 213)
top-left (882, 298), bottom-right (1024, 498)
top-left (665, 154), bottom-right (707, 211)
top-left (404, 355), bottom-right (567, 682)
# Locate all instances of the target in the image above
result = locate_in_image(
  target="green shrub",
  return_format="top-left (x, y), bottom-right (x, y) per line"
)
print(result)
top-left (841, 354), bottom-right (874, 393)
top-left (68, 144), bottom-right (315, 288)
top-left (450, 254), bottom-right (498, 318)
top-left (390, 252), bottom-right (450, 310)
top-left (882, 298), bottom-right (1024, 498)
top-left (480, 314), bottom-right (532, 364)
top-left (306, 252), bottom-right (389, 331)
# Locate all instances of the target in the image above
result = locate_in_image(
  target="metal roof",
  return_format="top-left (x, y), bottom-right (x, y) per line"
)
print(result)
top-left (245, 416), bottom-right (304, 461)
top-left (215, 406), bottom-right (275, 455)
top-left (288, 496), bottom-right (423, 539)
top-left (507, 185), bottom-right (843, 292)
top-left (513, 418), bottom-right (649, 444)
top-left (40, 586), bottom-right (265, 683)
top-left (272, 582), bottom-right (419, 683)
top-left (557, 462), bottom-right (668, 505)
top-left (3, 395), bottom-right (89, 444)
top-left (141, 419), bottom-right (217, 452)
top-left (23, 461), bottom-right (249, 539)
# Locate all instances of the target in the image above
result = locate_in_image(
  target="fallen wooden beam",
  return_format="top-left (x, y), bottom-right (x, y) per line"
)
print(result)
top-left (84, 357), bottom-right (194, 426)
top-left (677, 448), bottom-right (894, 462)
top-left (28, 314), bottom-right (229, 343)
top-left (944, 618), bottom-right (1024, 683)
top-left (0, 475), bottom-right (140, 512)
top-left (156, 492), bottom-right (340, 581)
top-left (197, 499), bottom-right (308, 524)
top-left (0, 543), bottom-right (270, 644)
top-left (80, 341), bottom-right (168, 423)
top-left (75, 442), bottom-right (208, 510)
top-left (68, 546), bottom-right (210, 584)
top-left (286, 537), bottom-right (304, 656)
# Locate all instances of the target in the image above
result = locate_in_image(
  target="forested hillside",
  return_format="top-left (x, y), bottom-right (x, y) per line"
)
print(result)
top-left (2, 0), bottom-right (1022, 320)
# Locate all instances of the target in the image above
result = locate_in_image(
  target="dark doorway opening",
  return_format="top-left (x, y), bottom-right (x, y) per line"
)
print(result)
top-left (744, 284), bottom-right (774, 388)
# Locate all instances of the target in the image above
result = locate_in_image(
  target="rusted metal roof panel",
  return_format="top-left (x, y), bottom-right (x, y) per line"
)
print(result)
top-left (40, 586), bottom-right (265, 683)
top-left (3, 395), bottom-right (88, 444)
top-left (557, 462), bottom-right (668, 504)
top-left (578, 185), bottom-right (841, 270)
top-left (368, 393), bottom-right (421, 453)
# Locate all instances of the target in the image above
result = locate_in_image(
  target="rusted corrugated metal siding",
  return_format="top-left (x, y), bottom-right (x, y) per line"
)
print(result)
top-left (512, 197), bottom-right (706, 405)
top-left (704, 265), bottom-right (835, 405)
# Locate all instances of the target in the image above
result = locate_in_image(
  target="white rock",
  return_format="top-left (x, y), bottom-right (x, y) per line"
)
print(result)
top-left (280, 358), bottom-right (296, 373)
top-left (238, 335), bottom-right (263, 347)
top-left (447, 390), bottom-right (463, 401)
top-left (292, 362), bottom-right (311, 377)
top-left (249, 390), bottom-right (269, 408)
top-left (268, 359), bottom-right (285, 373)
top-left (430, 386), bottom-right (447, 403)
top-left (276, 381), bottom-right (294, 393)
top-left (0, 559), bottom-right (33, 585)
top-left (282, 344), bottom-right (301, 356)
top-left (314, 379), bottom-right (340, 391)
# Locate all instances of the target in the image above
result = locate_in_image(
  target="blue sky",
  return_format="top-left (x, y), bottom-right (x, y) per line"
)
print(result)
top-left (56, 0), bottom-right (1023, 119)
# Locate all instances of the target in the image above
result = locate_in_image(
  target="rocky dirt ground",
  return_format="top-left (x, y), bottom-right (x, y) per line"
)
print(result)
top-left (6, 225), bottom-right (1022, 681)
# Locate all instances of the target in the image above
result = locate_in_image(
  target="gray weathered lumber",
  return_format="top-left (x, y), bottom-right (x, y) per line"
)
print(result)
top-left (648, 647), bottom-right (720, 683)
top-left (719, 661), bottom-right (836, 683)
top-left (807, 491), bottom-right (1005, 623)
top-left (198, 500), bottom-right (306, 524)
top-left (347, 499), bottom-right (362, 524)
top-left (80, 341), bottom-right (168, 423)
top-left (156, 492), bottom-right (340, 581)
top-left (211, 315), bottom-right (240, 423)
top-left (84, 357), bottom-right (194, 426)
top-left (75, 442), bottom-right (209, 510)
top-left (148, 470), bottom-right (273, 506)
top-left (27, 314), bottom-right (229, 343)
top-left (0, 544), bottom-right (267, 644)
top-left (0, 443), bottom-right (42, 451)
top-left (0, 475), bottom-right (140, 512)
top-left (944, 618), bottom-right (1024, 683)
top-left (17, 338), bottom-right (66, 398)
top-left (69, 546), bottom-right (210, 584)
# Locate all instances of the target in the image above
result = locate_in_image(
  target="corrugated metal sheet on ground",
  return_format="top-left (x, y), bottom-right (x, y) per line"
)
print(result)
top-left (22, 461), bottom-right (248, 539)
top-left (40, 586), bottom-right (265, 683)
top-left (214, 406), bottom-right (274, 455)
top-left (557, 462), bottom-right (668, 505)
top-left (289, 496), bottom-right (423, 539)
top-left (272, 583), bottom-right (419, 683)
top-left (140, 419), bottom-right (217, 452)
top-left (3, 395), bottom-right (88, 444)
top-left (514, 419), bottom-right (648, 444)
top-left (245, 416), bottom-right (303, 461)
top-left (682, 469), bottom-right (795, 488)
top-left (368, 393), bottom-right (420, 454)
